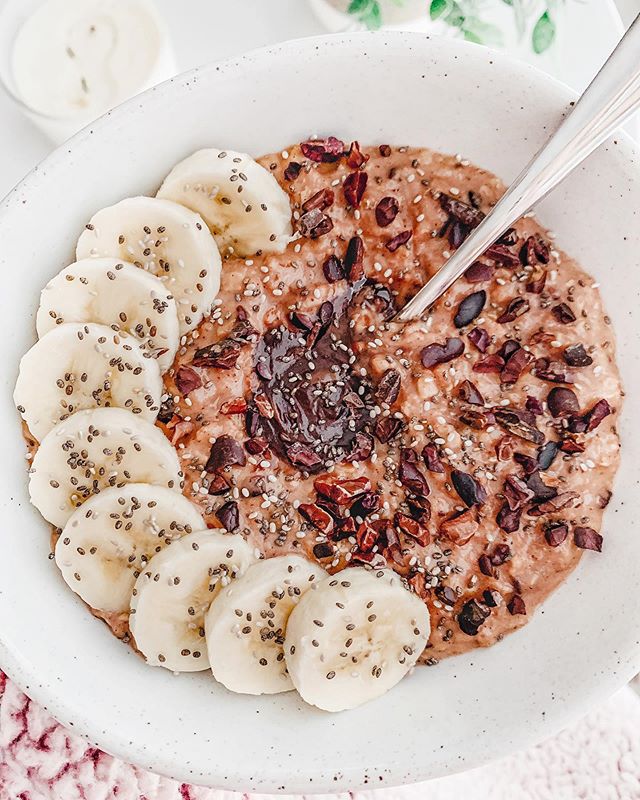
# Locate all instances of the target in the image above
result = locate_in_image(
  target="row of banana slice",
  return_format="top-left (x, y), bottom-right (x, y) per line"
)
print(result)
top-left (15, 145), bottom-right (430, 712)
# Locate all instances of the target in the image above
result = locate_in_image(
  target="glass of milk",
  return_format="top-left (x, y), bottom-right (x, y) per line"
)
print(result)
top-left (0, 0), bottom-right (176, 145)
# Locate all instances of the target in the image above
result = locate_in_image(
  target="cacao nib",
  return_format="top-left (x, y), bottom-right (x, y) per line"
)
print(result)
top-left (374, 415), bottom-right (404, 444)
top-left (313, 542), bottom-right (334, 560)
top-left (299, 503), bottom-right (334, 535)
top-left (302, 188), bottom-right (334, 213)
top-left (375, 196), bottom-right (400, 227)
top-left (298, 208), bottom-right (333, 239)
top-left (559, 437), bottom-right (585, 454)
top-left (300, 137), bottom-right (345, 163)
top-left (394, 512), bottom-right (430, 546)
top-left (497, 503), bottom-right (522, 533)
top-left (346, 140), bottom-right (369, 169)
top-left (494, 407), bottom-right (544, 444)
top-left (497, 297), bottom-right (530, 324)
top-left (322, 254), bottom-right (345, 284)
top-left (525, 396), bottom-right (544, 417)
top-left (483, 589), bottom-right (502, 608)
top-left (567, 399), bottom-right (612, 434)
top-left (456, 379), bottom-right (484, 406)
top-left (504, 475), bottom-right (534, 510)
top-left (254, 393), bottom-right (275, 419)
top-left (288, 443), bottom-right (323, 470)
top-left (468, 327), bottom-right (491, 353)
top-left (332, 517), bottom-right (357, 541)
top-left (206, 435), bottom-right (247, 472)
top-left (501, 348), bottom-right (534, 385)
top-left (526, 270), bottom-right (547, 294)
top-left (216, 500), bottom-right (239, 532)
top-left (473, 354), bottom-right (505, 373)
top-left (290, 311), bottom-right (315, 331)
top-left (345, 432), bottom-right (374, 462)
top-left (422, 443), bottom-right (445, 473)
top-left (547, 387), bottom-right (580, 418)
top-left (454, 290), bottom-right (486, 328)
top-left (351, 492), bottom-right (381, 519)
top-left (451, 469), bottom-right (487, 507)
top-left (497, 227), bottom-right (518, 246)
top-left (563, 343), bottom-right (593, 367)
top-left (207, 473), bottom-right (229, 496)
top-left (478, 555), bottom-right (495, 577)
top-left (255, 362), bottom-right (273, 381)
top-left (507, 595), bottom-right (526, 616)
top-left (514, 456), bottom-right (537, 480)
top-left (537, 440), bottom-right (560, 471)
top-left (496, 436), bottom-right (515, 462)
top-left (534, 358), bottom-right (574, 384)
top-left (440, 508), bottom-right (478, 545)
top-left (344, 235), bottom-right (365, 281)
top-left (574, 526), bottom-right (602, 552)
top-left (498, 339), bottom-right (521, 361)
top-left (484, 243), bottom-right (521, 268)
top-left (448, 221), bottom-right (469, 249)
top-left (376, 368), bottom-right (402, 406)
top-left (421, 337), bottom-right (464, 368)
top-left (157, 396), bottom-right (175, 424)
top-left (440, 194), bottom-right (485, 228)
top-left (343, 171), bottom-right (368, 207)
top-left (386, 229), bottom-right (412, 252)
top-left (245, 437), bottom-right (269, 455)
top-left (458, 599), bottom-right (490, 636)
top-left (459, 409), bottom-right (494, 430)
top-left (314, 475), bottom-right (371, 504)
top-left (284, 161), bottom-right (302, 181)
top-left (407, 496), bottom-right (432, 525)
top-left (379, 144), bottom-right (392, 157)
top-left (193, 317), bottom-right (257, 369)
top-left (551, 303), bottom-right (577, 324)
top-left (245, 409), bottom-right (260, 437)
top-left (584, 398), bottom-right (612, 432)
top-left (399, 451), bottom-right (430, 497)
top-left (175, 366), bottom-right (201, 396)
top-left (355, 522), bottom-right (378, 553)
top-left (526, 471), bottom-right (558, 502)
top-left (465, 261), bottom-right (494, 283)
top-left (530, 491), bottom-right (580, 515)
top-left (219, 398), bottom-right (248, 418)
top-left (436, 585), bottom-right (458, 606)
top-left (545, 521), bottom-right (568, 547)
top-left (490, 544), bottom-right (512, 566)
top-left (520, 235), bottom-right (550, 266)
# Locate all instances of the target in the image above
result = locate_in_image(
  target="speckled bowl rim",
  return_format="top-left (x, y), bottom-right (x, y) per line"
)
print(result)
top-left (1, 31), bottom-right (640, 794)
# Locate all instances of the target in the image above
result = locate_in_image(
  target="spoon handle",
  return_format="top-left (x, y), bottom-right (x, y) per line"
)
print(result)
top-left (395, 13), bottom-right (640, 323)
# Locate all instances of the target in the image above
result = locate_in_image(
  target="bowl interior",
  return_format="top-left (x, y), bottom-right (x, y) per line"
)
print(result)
top-left (1, 33), bottom-right (640, 793)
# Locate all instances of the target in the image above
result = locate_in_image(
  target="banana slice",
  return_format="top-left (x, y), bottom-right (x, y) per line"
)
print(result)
top-left (14, 323), bottom-right (163, 442)
top-left (130, 530), bottom-right (256, 672)
top-left (205, 555), bottom-right (327, 695)
top-left (75, 196), bottom-right (221, 335)
top-left (29, 407), bottom-right (183, 528)
top-left (36, 258), bottom-right (180, 373)
top-left (157, 148), bottom-right (292, 257)
top-left (284, 568), bottom-right (430, 712)
top-left (55, 484), bottom-right (205, 615)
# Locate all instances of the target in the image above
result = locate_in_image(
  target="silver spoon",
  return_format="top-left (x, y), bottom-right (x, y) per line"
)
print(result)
top-left (395, 13), bottom-right (640, 323)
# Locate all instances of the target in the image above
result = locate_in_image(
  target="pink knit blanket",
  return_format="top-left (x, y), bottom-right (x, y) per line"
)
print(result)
top-left (2, 670), bottom-right (640, 800)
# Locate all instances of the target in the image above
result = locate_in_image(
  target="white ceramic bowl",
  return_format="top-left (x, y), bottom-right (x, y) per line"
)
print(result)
top-left (1, 32), bottom-right (640, 794)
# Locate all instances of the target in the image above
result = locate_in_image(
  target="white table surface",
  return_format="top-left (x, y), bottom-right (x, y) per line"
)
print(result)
top-left (0, 0), bottom-right (638, 199)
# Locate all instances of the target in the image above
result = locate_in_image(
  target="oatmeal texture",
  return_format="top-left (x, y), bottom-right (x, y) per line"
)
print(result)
top-left (110, 143), bottom-right (623, 661)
